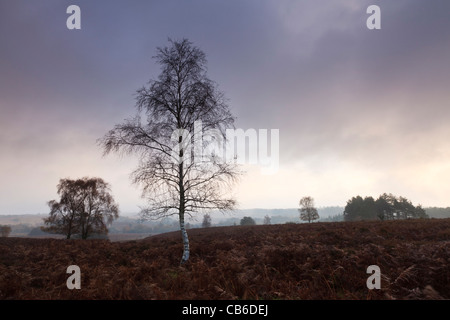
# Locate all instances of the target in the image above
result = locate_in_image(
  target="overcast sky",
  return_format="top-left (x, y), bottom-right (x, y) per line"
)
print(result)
top-left (1, 0), bottom-right (450, 215)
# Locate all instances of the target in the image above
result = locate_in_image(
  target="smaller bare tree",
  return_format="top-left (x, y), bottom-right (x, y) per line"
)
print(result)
top-left (240, 216), bottom-right (256, 226)
top-left (263, 215), bottom-right (271, 225)
top-left (202, 214), bottom-right (212, 228)
top-left (299, 196), bottom-right (319, 223)
top-left (42, 177), bottom-right (119, 239)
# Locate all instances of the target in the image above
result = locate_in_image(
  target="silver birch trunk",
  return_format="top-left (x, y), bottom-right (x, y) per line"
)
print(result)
top-left (179, 148), bottom-right (190, 264)
top-left (179, 212), bottom-right (190, 264)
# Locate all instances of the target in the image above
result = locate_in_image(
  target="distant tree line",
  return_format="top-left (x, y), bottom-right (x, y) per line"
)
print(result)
top-left (319, 214), bottom-right (344, 222)
top-left (0, 225), bottom-right (11, 237)
top-left (424, 207), bottom-right (450, 219)
top-left (343, 193), bottom-right (428, 221)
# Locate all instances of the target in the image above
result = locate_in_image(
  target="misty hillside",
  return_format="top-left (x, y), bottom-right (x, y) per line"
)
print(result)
top-left (1, 208), bottom-right (344, 238)
top-left (1, 207), bottom-right (449, 240)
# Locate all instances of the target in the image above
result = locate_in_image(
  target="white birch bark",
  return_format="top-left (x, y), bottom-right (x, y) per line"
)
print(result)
top-left (179, 214), bottom-right (190, 264)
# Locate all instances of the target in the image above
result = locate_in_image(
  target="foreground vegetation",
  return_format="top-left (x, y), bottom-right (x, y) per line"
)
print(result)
top-left (0, 219), bottom-right (449, 299)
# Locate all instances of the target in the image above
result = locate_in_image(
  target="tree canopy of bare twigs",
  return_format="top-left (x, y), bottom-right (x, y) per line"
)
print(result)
top-left (42, 177), bottom-right (119, 239)
top-left (299, 196), bottom-right (319, 223)
top-left (99, 38), bottom-right (240, 264)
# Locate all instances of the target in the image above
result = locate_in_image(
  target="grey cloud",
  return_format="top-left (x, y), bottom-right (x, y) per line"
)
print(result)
top-left (1, 0), bottom-right (450, 212)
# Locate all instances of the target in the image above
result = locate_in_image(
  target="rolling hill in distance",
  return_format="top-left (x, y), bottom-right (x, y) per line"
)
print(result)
top-left (1, 207), bottom-right (450, 241)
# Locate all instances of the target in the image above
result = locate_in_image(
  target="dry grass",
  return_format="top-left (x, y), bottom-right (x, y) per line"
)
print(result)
top-left (1, 219), bottom-right (449, 300)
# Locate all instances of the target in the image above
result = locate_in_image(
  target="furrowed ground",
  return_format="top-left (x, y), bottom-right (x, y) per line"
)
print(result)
top-left (0, 219), bottom-right (449, 300)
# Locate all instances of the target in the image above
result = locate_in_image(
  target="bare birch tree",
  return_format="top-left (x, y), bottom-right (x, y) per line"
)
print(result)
top-left (100, 38), bottom-right (240, 264)
top-left (299, 196), bottom-right (319, 223)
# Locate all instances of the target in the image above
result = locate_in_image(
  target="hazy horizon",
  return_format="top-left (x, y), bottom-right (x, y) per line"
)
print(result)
top-left (2, 1), bottom-right (450, 214)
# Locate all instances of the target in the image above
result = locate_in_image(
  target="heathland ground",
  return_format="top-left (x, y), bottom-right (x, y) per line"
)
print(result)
top-left (0, 219), bottom-right (449, 299)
